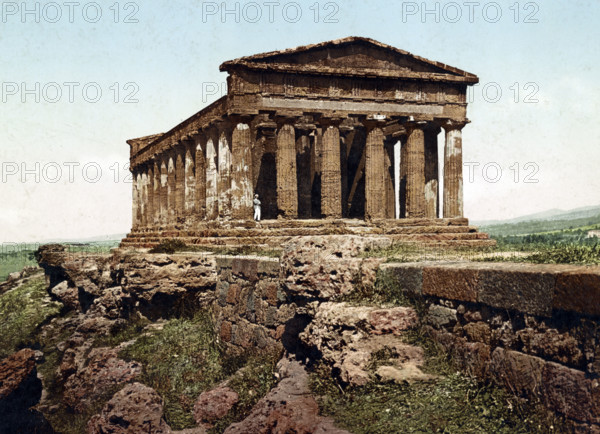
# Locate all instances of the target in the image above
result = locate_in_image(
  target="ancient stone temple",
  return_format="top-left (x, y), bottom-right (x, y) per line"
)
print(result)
top-left (121, 37), bottom-right (493, 248)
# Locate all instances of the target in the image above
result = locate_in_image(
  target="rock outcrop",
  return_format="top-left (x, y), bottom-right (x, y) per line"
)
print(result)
top-left (224, 357), bottom-right (349, 434)
top-left (87, 382), bottom-right (172, 434)
top-left (0, 349), bottom-right (54, 433)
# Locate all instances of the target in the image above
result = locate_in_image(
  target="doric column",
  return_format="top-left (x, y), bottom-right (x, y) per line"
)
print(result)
top-left (254, 118), bottom-right (277, 219)
top-left (276, 119), bottom-right (298, 218)
top-left (217, 125), bottom-right (232, 219)
top-left (384, 137), bottom-right (396, 219)
top-left (167, 154), bottom-right (176, 223)
top-left (153, 160), bottom-right (161, 224)
top-left (294, 124), bottom-right (313, 219)
top-left (424, 124), bottom-right (441, 218)
top-left (132, 168), bottom-right (140, 228)
top-left (160, 158), bottom-right (168, 224)
top-left (205, 131), bottom-right (218, 220)
top-left (184, 142), bottom-right (196, 215)
top-left (146, 164), bottom-right (154, 226)
top-left (320, 117), bottom-right (343, 218)
top-left (443, 120), bottom-right (467, 218)
top-left (405, 122), bottom-right (426, 218)
top-left (363, 117), bottom-right (386, 220)
top-left (231, 118), bottom-right (254, 220)
top-left (140, 169), bottom-right (148, 226)
top-left (399, 133), bottom-right (408, 218)
top-left (174, 146), bottom-right (185, 217)
top-left (194, 134), bottom-right (206, 219)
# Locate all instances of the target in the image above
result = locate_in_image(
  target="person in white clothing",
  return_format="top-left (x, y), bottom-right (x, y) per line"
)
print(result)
top-left (253, 194), bottom-right (261, 221)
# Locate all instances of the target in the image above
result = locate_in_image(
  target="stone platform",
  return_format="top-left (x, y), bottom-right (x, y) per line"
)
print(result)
top-left (120, 218), bottom-right (495, 249)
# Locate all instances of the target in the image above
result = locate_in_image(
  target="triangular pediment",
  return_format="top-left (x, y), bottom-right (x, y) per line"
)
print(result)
top-left (220, 37), bottom-right (477, 82)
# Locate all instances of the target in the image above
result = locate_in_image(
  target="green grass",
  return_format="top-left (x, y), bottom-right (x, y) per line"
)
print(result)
top-left (0, 250), bottom-right (38, 281)
top-left (310, 330), bottom-right (566, 434)
top-left (0, 274), bottom-right (62, 359)
top-left (119, 311), bottom-right (281, 430)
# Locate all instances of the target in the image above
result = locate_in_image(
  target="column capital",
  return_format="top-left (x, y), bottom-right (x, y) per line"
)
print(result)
top-left (361, 114), bottom-right (388, 131)
top-left (404, 120), bottom-right (428, 133)
top-left (228, 114), bottom-right (254, 126)
top-left (318, 115), bottom-right (345, 128)
top-left (441, 118), bottom-right (469, 132)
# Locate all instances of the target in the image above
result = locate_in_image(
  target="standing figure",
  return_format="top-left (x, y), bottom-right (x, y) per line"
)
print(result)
top-left (253, 194), bottom-right (261, 221)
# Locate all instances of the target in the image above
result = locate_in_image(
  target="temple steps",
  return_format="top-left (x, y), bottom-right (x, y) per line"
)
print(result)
top-left (122, 225), bottom-right (480, 239)
top-left (119, 218), bottom-right (495, 249)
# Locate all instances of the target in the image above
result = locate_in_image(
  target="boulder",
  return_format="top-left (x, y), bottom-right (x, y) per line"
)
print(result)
top-left (224, 357), bottom-right (349, 434)
top-left (63, 347), bottom-right (141, 413)
top-left (87, 382), bottom-right (172, 433)
top-left (193, 385), bottom-right (239, 426)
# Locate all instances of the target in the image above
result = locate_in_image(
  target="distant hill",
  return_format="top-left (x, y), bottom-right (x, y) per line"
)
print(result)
top-left (476, 205), bottom-right (600, 236)
top-left (474, 205), bottom-right (600, 227)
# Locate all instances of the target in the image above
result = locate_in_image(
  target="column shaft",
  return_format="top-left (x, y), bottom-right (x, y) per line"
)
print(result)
top-left (205, 137), bottom-right (218, 220)
top-left (195, 137), bottom-right (206, 219)
top-left (184, 146), bottom-right (196, 215)
top-left (424, 127), bottom-right (440, 218)
top-left (276, 123), bottom-right (298, 218)
top-left (167, 156), bottom-right (176, 223)
top-left (217, 130), bottom-right (232, 219)
top-left (132, 170), bottom-right (140, 228)
top-left (405, 125), bottom-right (426, 218)
top-left (321, 123), bottom-right (342, 218)
top-left (175, 150), bottom-right (185, 217)
top-left (160, 160), bottom-right (168, 224)
top-left (146, 165), bottom-right (154, 225)
top-left (153, 161), bottom-right (161, 224)
top-left (384, 140), bottom-right (395, 218)
top-left (365, 126), bottom-right (386, 220)
top-left (231, 123), bottom-right (254, 219)
top-left (443, 124), bottom-right (464, 218)
top-left (296, 132), bottom-right (312, 218)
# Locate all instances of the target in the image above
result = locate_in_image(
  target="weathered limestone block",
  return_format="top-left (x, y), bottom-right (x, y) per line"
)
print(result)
top-left (554, 266), bottom-right (600, 316)
top-left (426, 304), bottom-right (457, 329)
top-left (478, 264), bottom-right (556, 316)
top-left (422, 263), bottom-right (480, 302)
top-left (378, 262), bottom-right (423, 295)
top-left (517, 327), bottom-right (584, 367)
top-left (490, 348), bottom-right (545, 397)
top-left (542, 361), bottom-right (600, 424)
top-left (280, 235), bottom-right (389, 299)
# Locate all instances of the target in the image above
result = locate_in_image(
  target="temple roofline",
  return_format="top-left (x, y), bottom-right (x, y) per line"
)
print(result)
top-left (220, 36), bottom-right (478, 80)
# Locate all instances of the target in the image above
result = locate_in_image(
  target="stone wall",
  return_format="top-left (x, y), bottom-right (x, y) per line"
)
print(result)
top-left (380, 261), bottom-right (600, 432)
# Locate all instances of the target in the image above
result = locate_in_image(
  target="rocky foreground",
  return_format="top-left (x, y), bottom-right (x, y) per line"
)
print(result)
top-left (0, 237), bottom-right (585, 433)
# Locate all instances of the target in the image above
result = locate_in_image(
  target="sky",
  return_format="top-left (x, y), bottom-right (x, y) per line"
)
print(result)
top-left (1, 0), bottom-right (599, 242)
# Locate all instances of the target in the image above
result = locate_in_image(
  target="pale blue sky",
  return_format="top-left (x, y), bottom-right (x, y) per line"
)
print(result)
top-left (1, 0), bottom-right (599, 241)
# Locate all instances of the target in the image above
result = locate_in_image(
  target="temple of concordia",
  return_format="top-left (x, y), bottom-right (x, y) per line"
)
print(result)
top-left (121, 37), bottom-right (493, 248)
